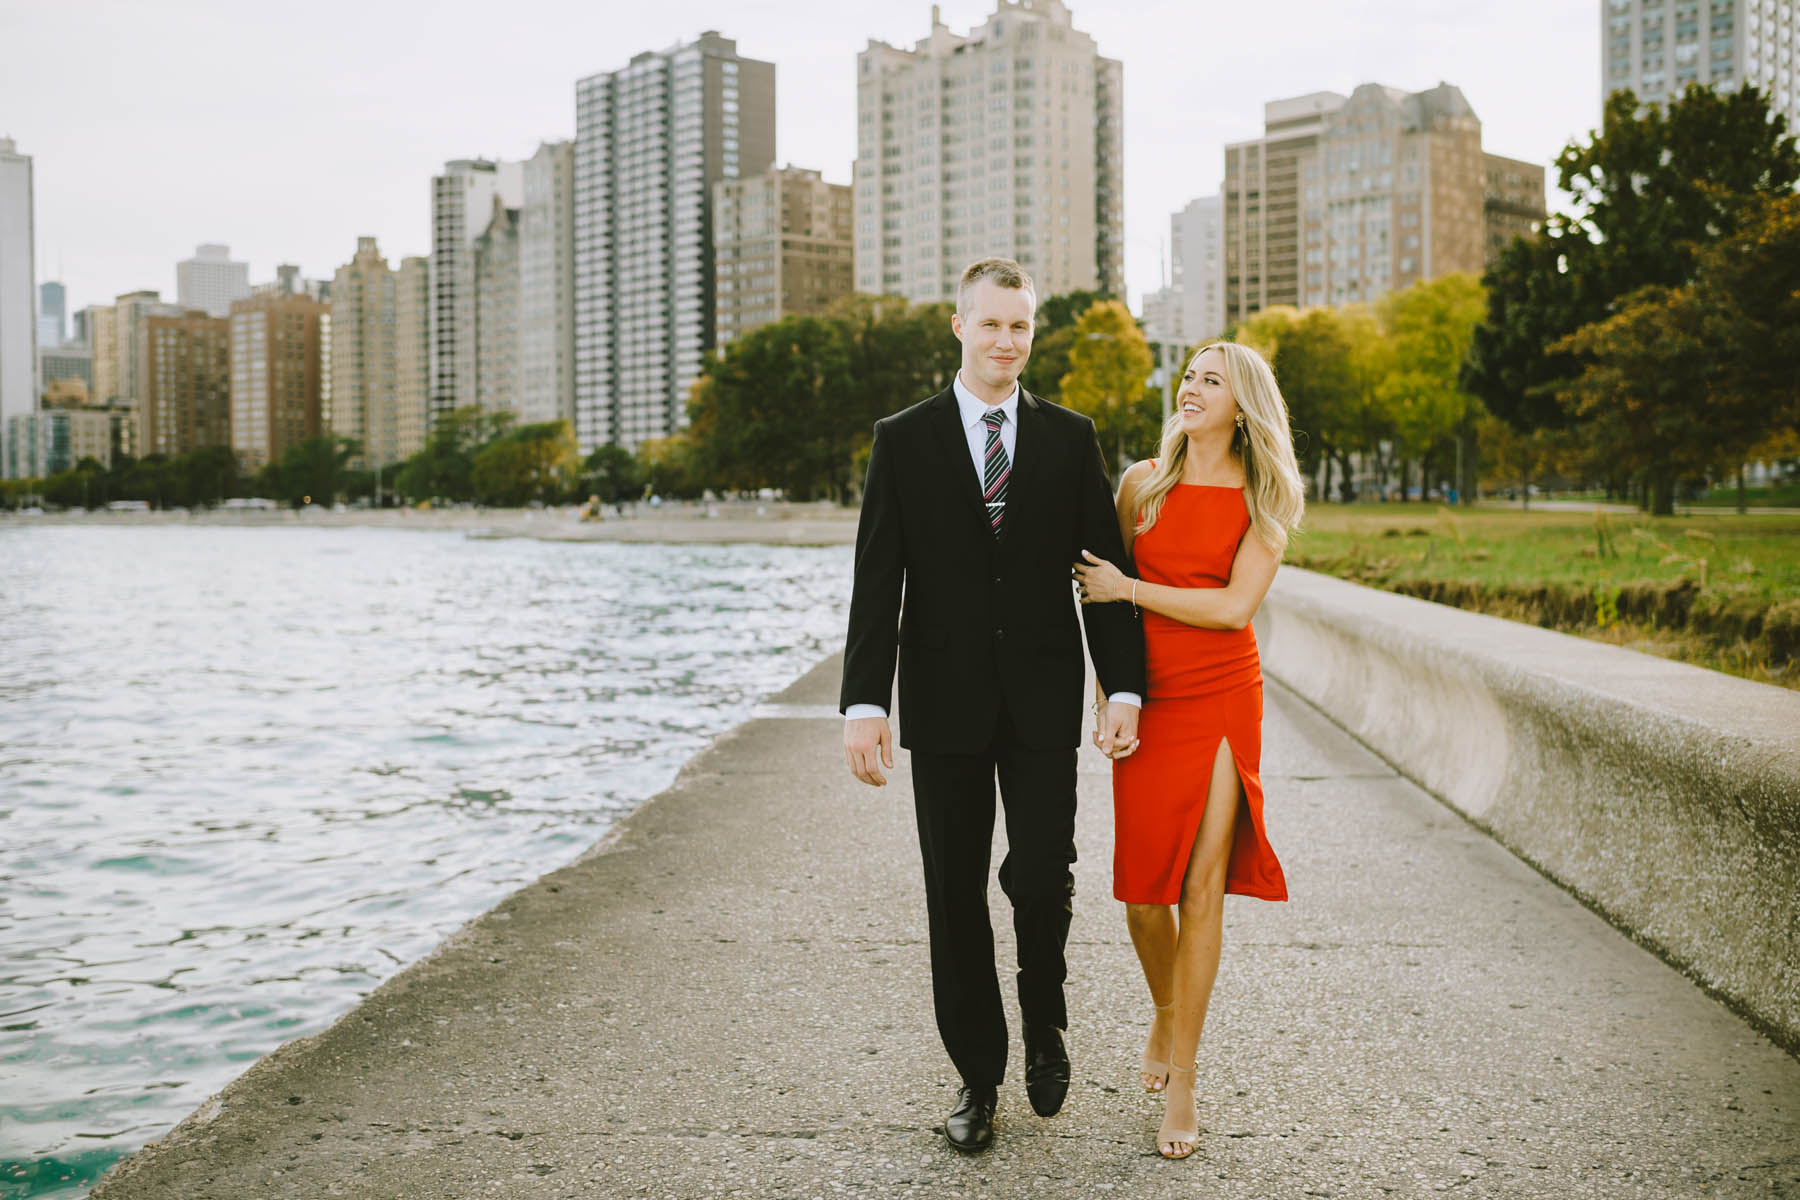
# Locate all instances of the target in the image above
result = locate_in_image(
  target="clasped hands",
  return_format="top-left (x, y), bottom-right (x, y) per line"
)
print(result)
top-left (1092, 699), bottom-right (1140, 760)
top-left (1072, 549), bottom-right (1141, 759)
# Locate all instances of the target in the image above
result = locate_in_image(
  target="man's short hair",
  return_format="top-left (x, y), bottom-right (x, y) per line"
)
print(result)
top-left (956, 257), bottom-right (1036, 316)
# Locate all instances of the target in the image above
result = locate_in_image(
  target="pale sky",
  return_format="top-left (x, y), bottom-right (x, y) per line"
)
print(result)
top-left (2, 0), bottom-right (1596, 320)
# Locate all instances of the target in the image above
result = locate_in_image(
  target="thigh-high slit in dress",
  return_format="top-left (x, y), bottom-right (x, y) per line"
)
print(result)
top-left (1112, 484), bottom-right (1287, 905)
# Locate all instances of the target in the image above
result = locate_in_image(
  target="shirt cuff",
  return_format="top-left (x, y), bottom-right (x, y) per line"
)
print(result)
top-left (844, 704), bottom-right (889, 721)
top-left (1105, 692), bottom-right (1142, 709)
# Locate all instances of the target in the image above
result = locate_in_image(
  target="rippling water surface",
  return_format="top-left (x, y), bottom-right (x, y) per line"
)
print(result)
top-left (0, 525), bottom-right (852, 1196)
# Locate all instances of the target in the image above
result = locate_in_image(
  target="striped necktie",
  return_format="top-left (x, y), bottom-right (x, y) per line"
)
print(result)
top-left (981, 408), bottom-right (1010, 535)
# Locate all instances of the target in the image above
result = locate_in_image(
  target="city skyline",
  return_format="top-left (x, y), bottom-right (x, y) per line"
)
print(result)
top-left (5, 0), bottom-right (1596, 319)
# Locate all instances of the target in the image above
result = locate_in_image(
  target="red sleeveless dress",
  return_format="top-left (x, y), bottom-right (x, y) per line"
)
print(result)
top-left (1112, 484), bottom-right (1288, 904)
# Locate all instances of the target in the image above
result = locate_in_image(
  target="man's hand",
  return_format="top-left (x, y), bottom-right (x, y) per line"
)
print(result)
top-left (845, 716), bottom-right (895, 786)
top-left (1091, 701), bottom-right (1141, 759)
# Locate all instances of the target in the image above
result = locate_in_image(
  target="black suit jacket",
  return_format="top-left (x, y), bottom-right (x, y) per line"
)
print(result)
top-left (839, 384), bottom-right (1145, 755)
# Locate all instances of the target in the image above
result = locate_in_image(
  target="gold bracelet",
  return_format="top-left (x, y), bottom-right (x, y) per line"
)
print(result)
top-left (1131, 579), bottom-right (1139, 615)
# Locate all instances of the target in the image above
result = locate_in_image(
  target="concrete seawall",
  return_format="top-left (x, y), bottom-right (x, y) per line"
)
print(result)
top-left (1257, 566), bottom-right (1800, 1052)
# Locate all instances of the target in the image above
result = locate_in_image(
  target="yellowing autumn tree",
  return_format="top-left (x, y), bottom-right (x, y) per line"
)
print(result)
top-left (1059, 299), bottom-right (1156, 466)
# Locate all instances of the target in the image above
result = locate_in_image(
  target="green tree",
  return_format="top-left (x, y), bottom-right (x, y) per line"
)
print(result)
top-left (1059, 299), bottom-right (1155, 467)
top-left (394, 406), bottom-right (515, 503)
top-left (686, 315), bottom-right (857, 499)
top-left (637, 434), bottom-right (701, 499)
top-left (1021, 288), bottom-right (1110, 401)
top-left (472, 420), bottom-right (581, 505)
top-left (581, 443), bottom-right (644, 503)
top-left (115, 453), bottom-right (173, 506)
top-left (1258, 308), bottom-right (1359, 499)
top-left (168, 444), bottom-right (243, 508)
top-left (1687, 191), bottom-right (1800, 438)
top-left (1555, 197), bottom-right (1800, 514)
top-left (1376, 274), bottom-right (1486, 502)
top-left (1465, 83), bottom-right (1798, 435)
top-left (270, 435), bottom-right (360, 507)
top-left (829, 294), bottom-right (961, 424)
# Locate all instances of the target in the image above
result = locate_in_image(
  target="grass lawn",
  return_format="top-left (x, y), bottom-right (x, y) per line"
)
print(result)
top-left (1283, 503), bottom-right (1800, 688)
top-left (1688, 482), bottom-right (1800, 508)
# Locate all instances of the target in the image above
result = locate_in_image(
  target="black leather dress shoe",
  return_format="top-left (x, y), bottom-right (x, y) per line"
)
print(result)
top-left (943, 1083), bottom-right (997, 1152)
top-left (1023, 1024), bottom-right (1071, 1117)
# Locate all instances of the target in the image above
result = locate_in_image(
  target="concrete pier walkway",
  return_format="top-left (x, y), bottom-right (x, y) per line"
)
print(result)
top-left (93, 655), bottom-right (1800, 1199)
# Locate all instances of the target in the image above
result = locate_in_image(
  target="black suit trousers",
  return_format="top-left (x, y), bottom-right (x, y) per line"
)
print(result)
top-left (909, 701), bottom-right (1077, 1090)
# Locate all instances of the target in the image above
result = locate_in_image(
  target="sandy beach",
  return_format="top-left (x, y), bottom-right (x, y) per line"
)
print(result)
top-left (0, 499), bottom-right (862, 545)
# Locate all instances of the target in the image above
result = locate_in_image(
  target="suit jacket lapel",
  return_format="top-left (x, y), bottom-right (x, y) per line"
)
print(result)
top-left (928, 387), bottom-right (987, 525)
top-left (998, 389), bottom-right (1045, 547)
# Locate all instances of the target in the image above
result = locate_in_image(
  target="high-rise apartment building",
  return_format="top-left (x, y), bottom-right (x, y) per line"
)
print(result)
top-left (331, 237), bottom-right (400, 470)
top-left (117, 290), bottom-right (180, 451)
top-left (431, 158), bottom-right (521, 424)
top-left (714, 166), bottom-right (854, 346)
top-left (251, 264), bottom-right (331, 302)
top-left (1222, 92), bottom-right (1340, 324)
top-left (852, 1), bottom-right (1123, 306)
top-left (142, 311), bottom-right (231, 457)
top-left (176, 244), bottom-right (251, 318)
top-left (39, 345), bottom-right (92, 395)
top-left (520, 140), bottom-right (575, 428)
top-left (473, 199), bottom-right (521, 416)
top-left (574, 31), bottom-right (776, 451)
top-left (1172, 196), bottom-right (1224, 343)
top-left (229, 293), bottom-right (326, 472)
top-left (395, 256), bottom-right (431, 460)
top-left (1223, 84), bottom-right (1544, 322)
top-left (38, 281), bottom-right (65, 348)
top-left (1603, 0), bottom-right (1798, 128)
top-left (0, 138), bottom-right (35, 479)
top-left (1141, 194), bottom-right (1226, 350)
top-left (82, 304), bottom-right (117, 400)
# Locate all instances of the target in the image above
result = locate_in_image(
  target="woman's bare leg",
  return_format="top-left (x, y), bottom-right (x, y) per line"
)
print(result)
top-left (1159, 736), bottom-right (1242, 1157)
top-left (1124, 901), bottom-right (1176, 1089)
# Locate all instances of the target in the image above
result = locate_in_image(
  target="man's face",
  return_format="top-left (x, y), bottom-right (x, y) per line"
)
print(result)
top-left (951, 280), bottom-right (1034, 396)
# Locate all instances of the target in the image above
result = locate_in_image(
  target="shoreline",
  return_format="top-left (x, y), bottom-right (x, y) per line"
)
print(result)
top-left (0, 500), bottom-right (861, 545)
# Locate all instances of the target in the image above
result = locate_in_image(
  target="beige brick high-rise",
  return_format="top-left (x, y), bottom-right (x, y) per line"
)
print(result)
top-left (331, 238), bottom-right (399, 469)
top-left (395, 256), bottom-right (431, 460)
top-left (1223, 83), bottom-right (1544, 322)
top-left (229, 294), bottom-right (326, 472)
top-left (118, 290), bottom-right (180, 453)
top-left (142, 311), bottom-right (231, 457)
top-left (853, 0), bottom-right (1123, 305)
top-left (714, 166), bottom-right (853, 346)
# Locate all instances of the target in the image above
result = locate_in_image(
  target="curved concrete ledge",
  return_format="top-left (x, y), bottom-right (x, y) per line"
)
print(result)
top-left (1257, 567), bottom-right (1800, 1052)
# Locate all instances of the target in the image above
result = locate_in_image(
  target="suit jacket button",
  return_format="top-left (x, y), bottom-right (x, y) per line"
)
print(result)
top-left (994, 628), bottom-right (1005, 639)
top-left (993, 575), bottom-right (1002, 586)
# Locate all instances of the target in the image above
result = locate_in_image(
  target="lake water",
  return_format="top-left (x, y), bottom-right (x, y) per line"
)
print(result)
top-left (0, 525), bottom-right (853, 1197)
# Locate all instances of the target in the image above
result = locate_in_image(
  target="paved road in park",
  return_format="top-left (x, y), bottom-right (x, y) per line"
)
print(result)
top-left (93, 655), bottom-right (1799, 1199)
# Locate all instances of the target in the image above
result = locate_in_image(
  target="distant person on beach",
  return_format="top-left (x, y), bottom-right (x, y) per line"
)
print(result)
top-left (1072, 341), bottom-right (1305, 1159)
top-left (840, 257), bottom-right (1146, 1153)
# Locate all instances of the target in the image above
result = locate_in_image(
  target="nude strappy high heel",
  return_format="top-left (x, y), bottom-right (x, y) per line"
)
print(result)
top-left (1141, 1001), bottom-right (1174, 1092)
top-left (1156, 1063), bottom-right (1198, 1160)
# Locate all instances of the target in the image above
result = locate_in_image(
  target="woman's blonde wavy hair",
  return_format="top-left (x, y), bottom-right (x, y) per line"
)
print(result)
top-left (1133, 341), bottom-right (1306, 554)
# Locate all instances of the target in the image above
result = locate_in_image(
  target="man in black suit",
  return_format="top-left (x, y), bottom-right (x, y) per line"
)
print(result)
top-left (840, 257), bottom-right (1146, 1152)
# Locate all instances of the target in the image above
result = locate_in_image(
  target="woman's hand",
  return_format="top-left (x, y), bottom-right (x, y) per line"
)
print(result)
top-left (1072, 549), bottom-right (1131, 606)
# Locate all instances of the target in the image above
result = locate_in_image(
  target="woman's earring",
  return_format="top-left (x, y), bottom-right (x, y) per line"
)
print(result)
top-left (1235, 414), bottom-right (1245, 431)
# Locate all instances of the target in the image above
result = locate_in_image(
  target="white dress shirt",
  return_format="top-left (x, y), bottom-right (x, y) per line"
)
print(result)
top-left (846, 371), bottom-right (1140, 721)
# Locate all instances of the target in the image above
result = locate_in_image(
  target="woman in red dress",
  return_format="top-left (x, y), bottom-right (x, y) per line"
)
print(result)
top-left (1072, 340), bottom-right (1305, 1160)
